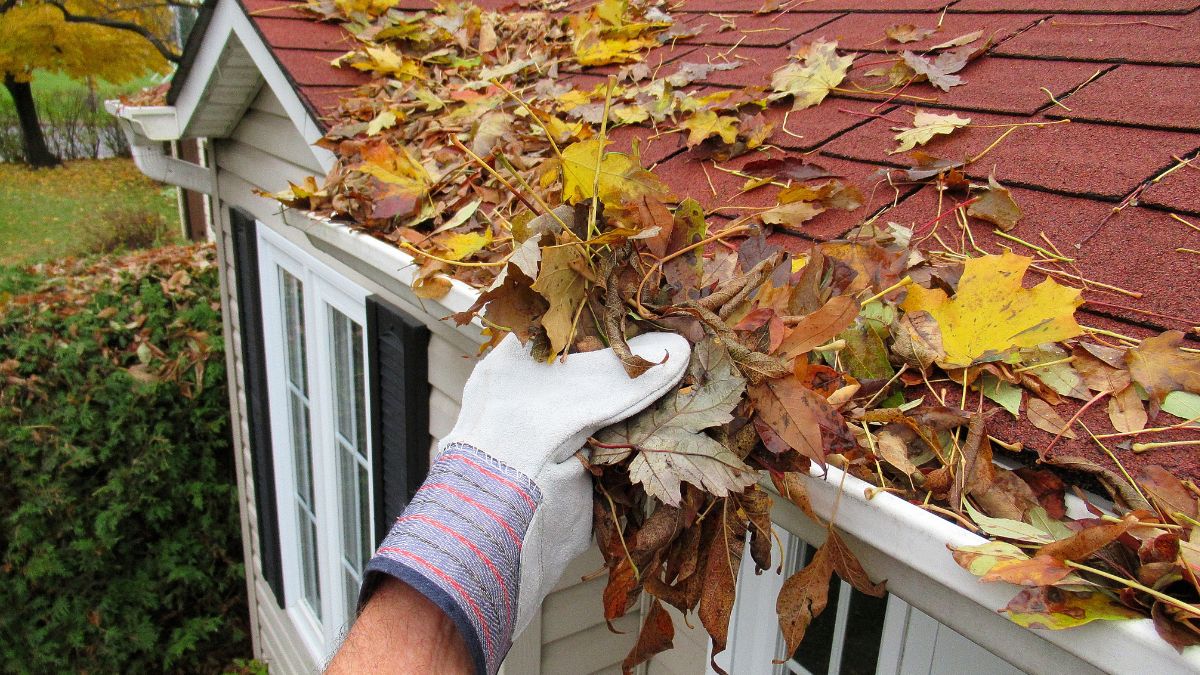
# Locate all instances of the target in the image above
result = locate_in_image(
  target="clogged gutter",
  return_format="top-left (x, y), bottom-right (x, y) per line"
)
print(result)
top-left (251, 0), bottom-right (1200, 669)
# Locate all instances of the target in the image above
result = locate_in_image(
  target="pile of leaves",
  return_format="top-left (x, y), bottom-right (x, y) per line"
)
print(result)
top-left (0, 244), bottom-right (248, 672)
top-left (253, 0), bottom-right (1200, 668)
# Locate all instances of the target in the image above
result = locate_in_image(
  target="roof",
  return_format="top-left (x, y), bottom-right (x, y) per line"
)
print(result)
top-left (227, 0), bottom-right (1199, 478)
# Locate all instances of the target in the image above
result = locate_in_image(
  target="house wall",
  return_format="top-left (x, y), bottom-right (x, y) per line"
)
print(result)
top-left (211, 84), bottom-right (643, 674)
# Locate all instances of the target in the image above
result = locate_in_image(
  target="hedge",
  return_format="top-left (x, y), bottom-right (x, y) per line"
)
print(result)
top-left (0, 244), bottom-right (250, 673)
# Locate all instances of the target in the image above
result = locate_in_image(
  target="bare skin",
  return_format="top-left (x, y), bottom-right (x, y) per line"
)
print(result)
top-left (326, 577), bottom-right (473, 674)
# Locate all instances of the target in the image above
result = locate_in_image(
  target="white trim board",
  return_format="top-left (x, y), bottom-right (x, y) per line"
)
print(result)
top-left (171, 0), bottom-right (334, 172)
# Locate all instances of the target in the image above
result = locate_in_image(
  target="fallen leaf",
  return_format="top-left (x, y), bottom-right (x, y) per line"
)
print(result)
top-left (667, 60), bottom-right (742, 87)
top-left (901, 45), bottom-right (974, 92)
top-left (885, 23), bottom-right (937, 43)
top-left (749, 375), bottom-right (844, 468)
top-left (1126, 330), bottom-right (1200, 415)
top-left (982, 553), bottom-right (1074, 587)
top-left (951, 540), bottom-right (1029, 576)
top-left (771, 39), bottom-right (855, 111)
top-left (700, 500), bottom-right (746, 666)
top-left (891, 111), bottom-right (971, 154)
top-left (530, 234), bottom-right (587, 358)
top-left (593, 339), bottom-right (758, 505)
top-left (776, 537), bottom-right (833, 655)
top-left (929, 29), bottom-right (984, 50)
top-left (622, 599), bottom-right (675, 672)
top-left (436, 229), bottom-right (493, 261)
top-left (900, 252), bottom-right (1084, 367)
top-left (1108, 385), bottom-right (1148, 434)
top-left (760, 201), bottom-right (825, 230)
top-left (1026, 398), bottom-right (1078, 440)
top-left (967, 175), bottom-right (1022, 231)
top-left (741, 157), bottom-right (838, 182)
top-left (825, 529), bottom-right (885, 596)
top-left (559, 139), bottom-right (673, 205)
top-left (776, 295), bottom-right (859, 360)
top-left (681, 110), bottom-right (741, 148)
top-left (1038, 515), bottom-right (1136, 562)
top-left (1005, 587), bottom-right (1142, 630)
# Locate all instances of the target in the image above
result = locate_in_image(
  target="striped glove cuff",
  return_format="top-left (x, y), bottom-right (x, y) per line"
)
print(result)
top-left (359, 443), bottom-right (542, 675)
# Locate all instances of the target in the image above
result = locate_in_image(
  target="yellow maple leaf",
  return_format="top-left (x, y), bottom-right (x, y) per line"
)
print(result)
top-left (559, 139), bottom-right (672, 205)
top-left (436, 229), bottom-right (493, 262)
top-left (770, 39), bottom-right (855, 111)
top-left (900, 252), bottom-right (1083, 367)
top-left (679, 110), bottom-right (739, 147)
top-left (890, 111), bottom-right (971, 154)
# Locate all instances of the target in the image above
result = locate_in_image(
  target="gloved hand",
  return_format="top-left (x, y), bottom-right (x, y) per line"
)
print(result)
top-left (360, 332), bottom-right (690, 675)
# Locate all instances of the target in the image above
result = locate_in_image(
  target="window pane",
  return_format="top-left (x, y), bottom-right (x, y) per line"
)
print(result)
top-left (339, 446), bottom-right (361, 570)
top-left (838, 591), bottom-right (888, 675)
top-left (358, 462), bottom-right (372, 565)
top-left (280, 270), bottom-right (307, 391)
top-left (299, 511), bottom-right (322, 620)
top-left (344, 568), bottom-right (360, 622)
top-left (278, 267), bottom-right (321, 623)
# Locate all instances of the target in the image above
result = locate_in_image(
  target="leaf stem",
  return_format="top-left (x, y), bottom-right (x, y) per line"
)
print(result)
top-left (448, 136), bottom-right (543, 216)
top-left (992, 229), bottom-right (1075, 262)
top-left (860, 275), bottom-right (912, 306)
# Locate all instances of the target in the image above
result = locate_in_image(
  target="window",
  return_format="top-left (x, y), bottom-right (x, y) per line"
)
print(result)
top-left (715, 528), bottom-right (1023, 675)
top-left (258, 224), bottom-right (374, 659)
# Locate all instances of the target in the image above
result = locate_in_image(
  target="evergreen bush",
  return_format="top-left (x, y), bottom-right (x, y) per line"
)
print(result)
top-left (0, 244), bottom-right (250, 673)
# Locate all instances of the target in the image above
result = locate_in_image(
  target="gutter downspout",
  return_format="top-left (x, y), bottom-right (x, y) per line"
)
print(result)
top-left (104, 100), bottom-right (215, 196)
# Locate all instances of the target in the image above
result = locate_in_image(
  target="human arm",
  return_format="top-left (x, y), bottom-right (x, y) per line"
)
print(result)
top-left (326, 577), bottom-right (473, 674)
top-left (330, 333), bottom-right (690, 675)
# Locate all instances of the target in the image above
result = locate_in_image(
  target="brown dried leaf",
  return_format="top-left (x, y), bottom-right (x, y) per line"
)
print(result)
top-left (967, 175), bottom-right (1022, 231)
top-left (699, 501), bottom-right (746, 670)
top-left (1108, 385), bottom-right (1148, 434)
top-left (776, 538), bottom-right (833, 656)
top-left (622, 599), bottom-right (675, 673)
top-left (776, 295), bottom-right (860, 360)
top-left (1026, 398), bottom-right (1077, 440)
top-left (1126, 330), bottom-right (1200, 415)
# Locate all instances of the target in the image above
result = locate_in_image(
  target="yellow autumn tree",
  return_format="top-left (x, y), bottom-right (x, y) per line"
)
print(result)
top-left (0, 0), bottom-right (188, 166)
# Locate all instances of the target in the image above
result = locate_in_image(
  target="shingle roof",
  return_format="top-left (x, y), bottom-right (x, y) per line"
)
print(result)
top-left (235, 0), bottom-right (1199, 477)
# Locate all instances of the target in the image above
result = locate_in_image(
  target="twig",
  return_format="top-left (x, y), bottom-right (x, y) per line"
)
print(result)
top-left (1095, 416), bottom-right (1200, 440)
top-left (1040, 86), bottom-right (1071, 112)
top-left (860, 275), bottom-right (912, 306)
top-left (1065, 560), bottom-right (1200, 619)
top-left (1042, 390), bottom-right (1110, 457)
top-left (448, 136), bottom-right (543, 217)
top-left (1133, 440), bottom-right (1200, 454)
top-left (992, 229), bottom-right (1074, 262)
top-left (1171, 213), bottom-right (1200, 233)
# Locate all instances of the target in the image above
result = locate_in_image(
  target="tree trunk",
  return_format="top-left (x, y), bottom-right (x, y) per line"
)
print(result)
top-left (4, 74), bottom-right (61, 168)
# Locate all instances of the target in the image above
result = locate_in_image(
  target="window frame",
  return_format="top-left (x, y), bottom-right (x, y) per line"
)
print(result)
top-left (257, 223), bottom-right (375, 661)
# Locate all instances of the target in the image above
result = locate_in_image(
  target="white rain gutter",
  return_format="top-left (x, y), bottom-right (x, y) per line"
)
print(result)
top-left (769, 464), bottom-right (1200, 675)
top-left (104, 101), bottom-right (215, 196)
top-left (284, 204), bottom-right (1196, 674)
top-left (280, 208), bottom-right (485, 332)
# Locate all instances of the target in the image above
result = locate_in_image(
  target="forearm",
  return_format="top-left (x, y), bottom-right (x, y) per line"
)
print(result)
top-left (326, 577), bottom-right (473, 674)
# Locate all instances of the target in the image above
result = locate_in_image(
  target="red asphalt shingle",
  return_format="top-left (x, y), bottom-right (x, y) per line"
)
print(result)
top-left (951, 0), bottom-right (1200, 13)
top-left (839, 56), bottom-right (1106, 116)
top-left (679, 11), bottom-right (841, 47)
top-left (993, 13), bottom-right (1200, 65)
top-left (810, 12), bottom-right (1042, 53)
top-left (821, 110), bottom-right (1200, 199)
top-left (1141, 161), bottom-right (1200, 215)
top-left (235, 0), bottom-right (1200, 477)
top-left (1047, 64), bottom-right (1200, 131)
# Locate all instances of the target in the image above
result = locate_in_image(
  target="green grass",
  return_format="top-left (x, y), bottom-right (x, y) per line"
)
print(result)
top-left (0, 70), bottom-right (167, 114)
top-left (0, 158), bottom-right (181, 265)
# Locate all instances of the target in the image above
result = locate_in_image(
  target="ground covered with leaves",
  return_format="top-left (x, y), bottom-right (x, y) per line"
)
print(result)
top-left (260, 0), bottom-right (1200, 668)
top-left (0, 245), bottom-right (249, 673)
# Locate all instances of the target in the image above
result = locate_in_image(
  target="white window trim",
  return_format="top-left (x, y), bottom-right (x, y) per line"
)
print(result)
top-left (257, 223), bottom-right (374, 662)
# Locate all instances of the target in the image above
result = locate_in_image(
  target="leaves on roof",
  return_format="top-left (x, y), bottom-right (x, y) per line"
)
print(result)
top-left (247, 0), bottom-right (1200, 662)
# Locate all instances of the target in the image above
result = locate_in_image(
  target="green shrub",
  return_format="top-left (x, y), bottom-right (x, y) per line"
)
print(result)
top-left (78, 206), bottom-right (177, 255)
top-left (0, 244), bottom-right (250, 673)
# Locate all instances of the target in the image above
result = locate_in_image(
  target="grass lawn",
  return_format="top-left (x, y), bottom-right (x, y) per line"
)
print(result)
top-left (0, 158), bottom-right (181, 265)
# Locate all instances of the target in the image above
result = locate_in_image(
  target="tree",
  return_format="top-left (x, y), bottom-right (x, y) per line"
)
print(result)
top-left (0, 0), bottom-right (187, 167)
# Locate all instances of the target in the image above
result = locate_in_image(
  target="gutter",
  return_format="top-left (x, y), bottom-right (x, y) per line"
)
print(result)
top-left (768, 464), bottom-right (1200, 675)
top-left (104, 101), bottom-right (215, 196)
top-left (282, 205), bottom-right (1200, 673)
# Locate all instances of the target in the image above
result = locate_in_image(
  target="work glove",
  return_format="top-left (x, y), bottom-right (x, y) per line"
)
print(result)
top-left (360, 332), bottom-right (690, 675)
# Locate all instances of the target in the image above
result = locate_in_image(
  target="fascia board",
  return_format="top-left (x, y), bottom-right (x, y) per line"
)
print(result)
top-left (280, 209), bottom-right (485, 341)
top-left (769, 464), bottom-right (1200, 675)
top-left (170, 0), bottom-right (336, 173)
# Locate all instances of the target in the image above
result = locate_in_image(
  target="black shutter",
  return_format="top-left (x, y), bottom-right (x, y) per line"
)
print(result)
top-left (229, 207), bottom-right (285, 605)
top-left (366, 296), bottom-right (431, 544)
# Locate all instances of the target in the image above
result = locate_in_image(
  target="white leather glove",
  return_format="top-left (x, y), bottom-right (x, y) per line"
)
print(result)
top-left (361, 332), bottom-right (690, 675)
